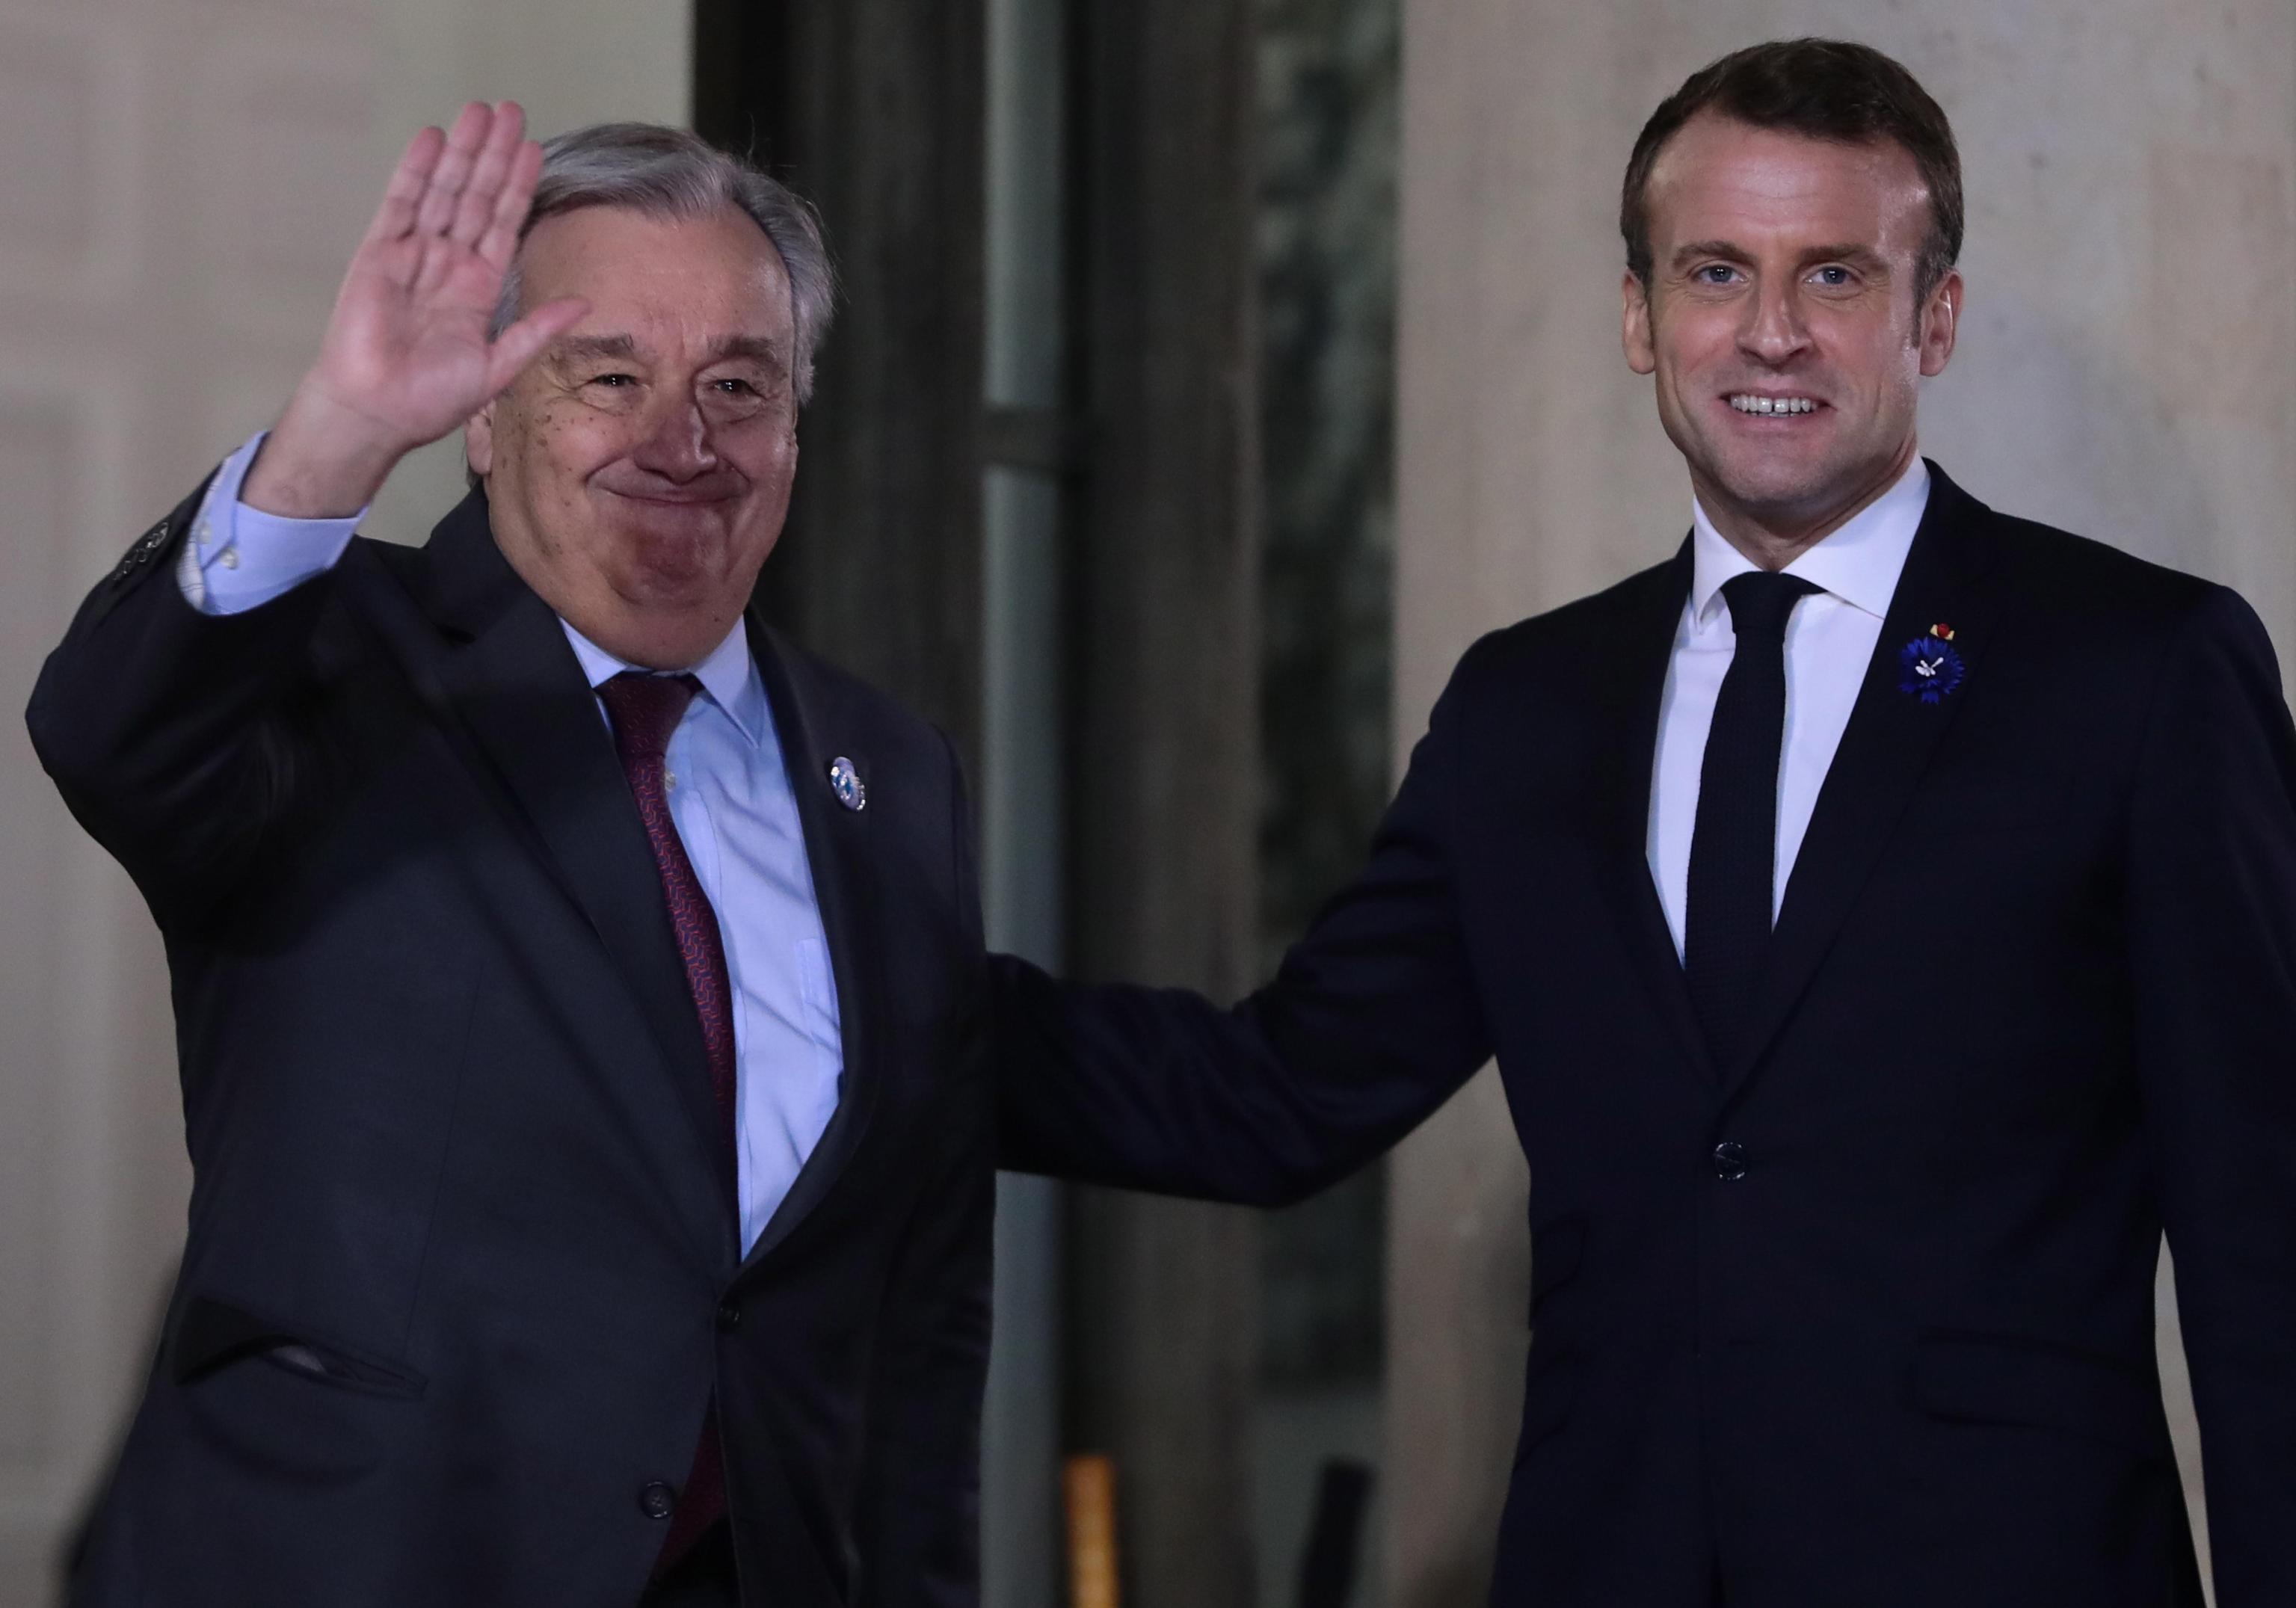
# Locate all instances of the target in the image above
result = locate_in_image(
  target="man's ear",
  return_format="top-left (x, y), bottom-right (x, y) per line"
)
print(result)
top-left (1918, 268), bottom-right (1963, 378)
top-left (1622, 271), bottom-right (1657, 375)
top-left (465, 404), bottom-right (495, 479)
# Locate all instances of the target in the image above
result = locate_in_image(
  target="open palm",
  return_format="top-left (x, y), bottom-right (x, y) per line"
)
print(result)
top-left (247, 102), bottom-right (588, 517)
top-left (312, 101), bottom-right (585, 446)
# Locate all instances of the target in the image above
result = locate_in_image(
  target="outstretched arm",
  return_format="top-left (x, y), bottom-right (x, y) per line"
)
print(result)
top-left (27, 102), bottom-right (585, 919)
top-left (995, 656), bottom-right (1495, 1207)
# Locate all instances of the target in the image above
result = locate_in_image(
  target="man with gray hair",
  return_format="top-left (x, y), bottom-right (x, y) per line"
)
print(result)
top-left (32, 103), bottom-right (990, 1607)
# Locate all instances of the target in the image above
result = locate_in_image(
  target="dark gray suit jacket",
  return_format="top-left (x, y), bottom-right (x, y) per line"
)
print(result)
top-left (33, 482), bottom-right (991, 1608)
top-left (1000, 465), bottom-right (2296, 1607)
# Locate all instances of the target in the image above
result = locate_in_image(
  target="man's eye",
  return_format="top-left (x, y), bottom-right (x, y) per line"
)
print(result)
top-left (589, 373), bottom-right (635, 389)
top-left (713, 378), bottom-right (757, 397)
top-left (1810, 265), bottom-right (1853, 286)
top-left (1695, 265), bottom-right (1740, 286)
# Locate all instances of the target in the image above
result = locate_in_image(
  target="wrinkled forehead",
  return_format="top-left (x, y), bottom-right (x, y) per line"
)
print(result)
top-left (1646, 114), bottom-right (1930, 257)
top-left (517, 203), bottom-right (795, 348)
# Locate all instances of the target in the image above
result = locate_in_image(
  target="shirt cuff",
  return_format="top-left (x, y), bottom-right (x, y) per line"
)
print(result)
top-left (177, 430), bottom-right (367, 615)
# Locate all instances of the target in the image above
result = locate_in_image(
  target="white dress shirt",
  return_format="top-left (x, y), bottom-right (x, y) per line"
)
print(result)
top-left (1647, 455), bottom-right (1930, 959)
top-left (182, 433), bottom-right (843, 1256)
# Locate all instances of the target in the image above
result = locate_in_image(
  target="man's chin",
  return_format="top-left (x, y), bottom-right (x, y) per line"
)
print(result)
top-left (1700, 452), bottom-right (1845, 525)
top-left (579, 583), bottom-right (745, 669)
top-left (609, 563), bottom-right (724, 617)
top-left (602, 513), bottom-right (731, 574)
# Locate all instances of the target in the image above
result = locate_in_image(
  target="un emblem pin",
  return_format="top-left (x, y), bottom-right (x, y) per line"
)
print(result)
top-left (828, 757), bottom-right (867, 812)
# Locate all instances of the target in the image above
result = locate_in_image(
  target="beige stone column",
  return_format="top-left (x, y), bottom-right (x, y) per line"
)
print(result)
top-left (1388, 4), bottom-right (2295, 1602)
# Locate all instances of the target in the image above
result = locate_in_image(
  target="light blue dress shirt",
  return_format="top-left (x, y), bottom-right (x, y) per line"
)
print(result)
top-left (183, 433), bottom-right (843, 1256)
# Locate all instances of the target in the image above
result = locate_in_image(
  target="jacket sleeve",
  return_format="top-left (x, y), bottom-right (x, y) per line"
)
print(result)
top-left (855, 741), bottom-right (994, 1608)
top-left (994, 647), bottom-right (1495, 1209)
top-left (2124, 584), bottom-right (2296, 1605)
top-left (25, 472), bottom-right (342, 926)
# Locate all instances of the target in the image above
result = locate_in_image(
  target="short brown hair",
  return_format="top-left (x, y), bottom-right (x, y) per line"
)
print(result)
top-left (1620, 39), bottom-right (1963, 304)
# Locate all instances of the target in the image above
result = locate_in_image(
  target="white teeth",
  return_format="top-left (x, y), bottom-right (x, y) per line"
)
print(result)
top-left (1729, 395), bottom-right (1815, 414)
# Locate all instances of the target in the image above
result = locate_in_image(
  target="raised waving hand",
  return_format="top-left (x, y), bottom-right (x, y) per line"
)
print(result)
top-left (244, 102), bottom-right (588, 518)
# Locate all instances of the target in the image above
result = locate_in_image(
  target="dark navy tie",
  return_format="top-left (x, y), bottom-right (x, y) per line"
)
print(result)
top-left (1685, 572), bottom-right (1818, 1071)
top-left (598, 671), bottom-right (735, 1573)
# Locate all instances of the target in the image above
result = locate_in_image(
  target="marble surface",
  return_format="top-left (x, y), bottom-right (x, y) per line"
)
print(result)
top-left (1255, 1), bottom-right (1400, 1601)
top-left (1255, 0), bottom-right (1400, 1408)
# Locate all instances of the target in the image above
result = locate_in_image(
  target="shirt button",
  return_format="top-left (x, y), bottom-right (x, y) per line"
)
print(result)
top-left (664, 770), bottom-right (678, 792)
top-left (716, 1302), bottom-right (742, 1334)
top-left (638, 1480), bottom-right (677, 1521)
top-left (218, 546), bottom-right (241, 570)
top-left (195, 520), bottom-right (212, 546)
top-left (1713, 1141), bottom-right (1748, 1181)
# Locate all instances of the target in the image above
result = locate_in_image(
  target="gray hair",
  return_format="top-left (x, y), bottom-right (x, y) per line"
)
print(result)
top-left (490, 123), bottom-right (836, 404)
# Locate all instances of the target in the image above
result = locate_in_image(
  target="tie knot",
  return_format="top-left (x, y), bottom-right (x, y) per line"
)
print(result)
top-left (1720, 571), bottom-right (1818, 644)
top-left (597, 671), bottom-right (701, 764)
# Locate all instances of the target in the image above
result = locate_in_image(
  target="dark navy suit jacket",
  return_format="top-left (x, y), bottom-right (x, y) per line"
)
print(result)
top-left (32, 482), bottom-right (991, 1608)
top-left (997, 464), bottom-right (2296, 1606)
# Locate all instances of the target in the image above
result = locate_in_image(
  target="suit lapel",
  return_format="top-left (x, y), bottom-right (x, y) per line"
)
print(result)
top-left (390, 492), bottom-right (737, 1240)
top-left (1592, 543), bottom-right (1718, 1087)
top-left (736, 619), bottom-right (886, 1273)
top-left (1723, 463), bottom-right (2007, 1100)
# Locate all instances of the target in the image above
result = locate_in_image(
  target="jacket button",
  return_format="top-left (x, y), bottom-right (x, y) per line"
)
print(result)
top-left (638, 1481), bottom-right (677, 1521)
top-left (715, 1302), bottom-right (742, 1334)
top-left (1713, 1141), bottom-right (1748, 1181)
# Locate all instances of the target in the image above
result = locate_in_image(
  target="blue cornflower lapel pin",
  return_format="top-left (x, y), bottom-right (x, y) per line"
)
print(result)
top-left (1898, 623), bottom-right (1964, 706)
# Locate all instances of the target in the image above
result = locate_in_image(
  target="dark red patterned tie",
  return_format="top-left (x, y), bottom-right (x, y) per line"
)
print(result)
top-left (597, 671), bottom-right (736, 1574)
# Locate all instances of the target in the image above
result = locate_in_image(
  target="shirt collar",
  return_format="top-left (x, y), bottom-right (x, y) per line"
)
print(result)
top-left (1687, 455), bottom-right (1930, 630)
top-left (558, 617), bottom-right (769, 747)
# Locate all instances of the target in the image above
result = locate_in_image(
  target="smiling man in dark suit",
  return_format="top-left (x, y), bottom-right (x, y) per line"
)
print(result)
top-left (33, 105), bottom-right (988, 1607)
top-left (996, 39), bottom-right (2296, 1605)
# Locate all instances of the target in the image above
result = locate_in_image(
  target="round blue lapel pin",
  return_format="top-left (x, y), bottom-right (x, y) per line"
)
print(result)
top-left (828, 756), bottom-right (867, 811)
top-left (1898, 623), bottom-right (1965, 705)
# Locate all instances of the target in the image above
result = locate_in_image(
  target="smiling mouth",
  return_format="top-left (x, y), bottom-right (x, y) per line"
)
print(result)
top-left (606, 487), bottom-right (736, 508)
top-left (1726, 394), bottom-right (1821, 415)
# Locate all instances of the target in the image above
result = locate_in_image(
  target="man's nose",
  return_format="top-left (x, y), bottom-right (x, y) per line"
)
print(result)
top-left (630, 394), bottom-right (718, 479)
top-left (1738, 280), bottom-right (1812, 365)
